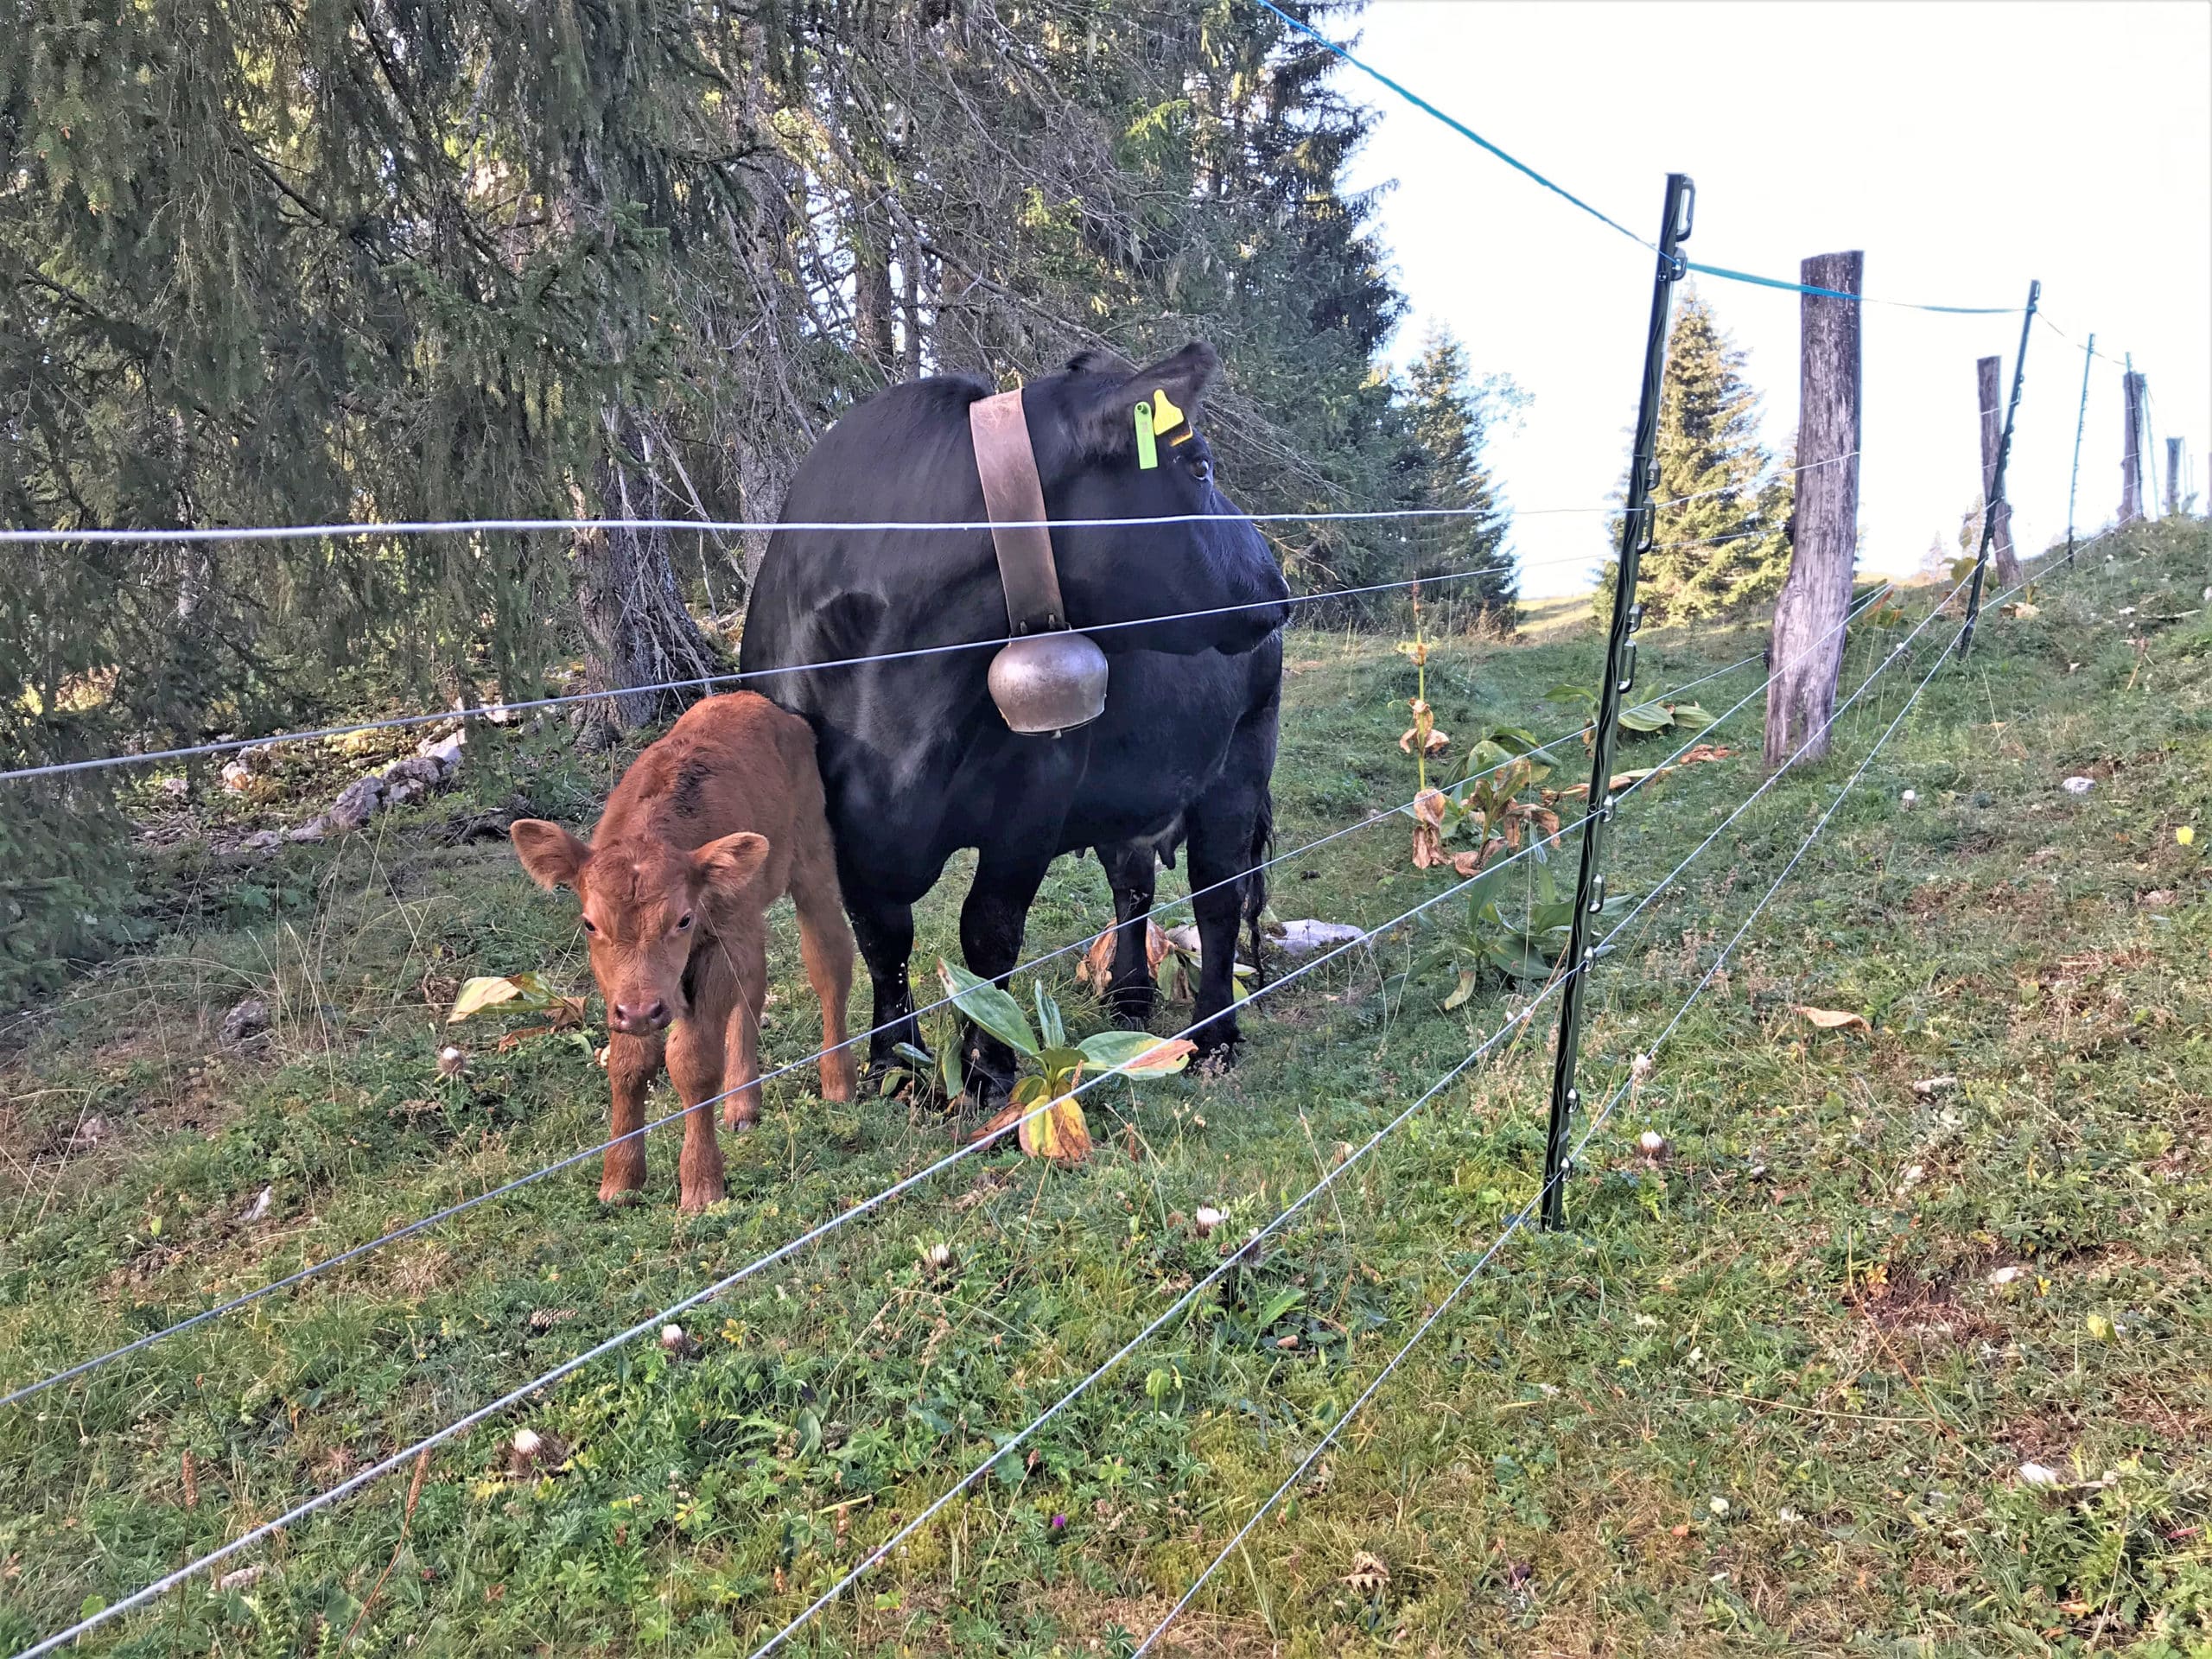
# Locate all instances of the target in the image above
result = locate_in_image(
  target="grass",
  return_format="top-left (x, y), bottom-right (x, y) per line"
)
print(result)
top-left (3, 521), bottom-right (2209, 1658)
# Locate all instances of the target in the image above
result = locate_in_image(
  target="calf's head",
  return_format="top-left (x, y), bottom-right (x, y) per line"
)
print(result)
top-left (1020, 342), bottom-right (1291, 656)
top-left (509, 820), bottom-right (770, 1036)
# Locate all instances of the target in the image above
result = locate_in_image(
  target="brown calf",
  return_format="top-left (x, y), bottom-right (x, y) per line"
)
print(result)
top-left (510, 692), bottom-right (856, 1211)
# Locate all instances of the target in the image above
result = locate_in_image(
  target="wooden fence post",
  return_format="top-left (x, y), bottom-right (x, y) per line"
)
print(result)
top-left (1763, 251), bottom-right (1863, 772)
top-left (2121, 368), bottom-right (2145, 522)
top-left (2167, 437), bottom-right (2183, 518)
top-left (1978, 356), bottom-right (2021, 584)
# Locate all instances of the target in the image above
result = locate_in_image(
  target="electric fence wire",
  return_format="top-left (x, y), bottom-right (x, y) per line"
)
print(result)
top-left (0, 456), bottom-right (1870, 787)
top-left (735, 584), bottom-right (1904, 1656)
top-left (3, 561), bottom-right (1504, 783)
top-left (1249, 0), bottom-right (2023, 315)
top-left (3, 766), bottom-right (1602, 1659)
top-left (3, 582), bottom-right (1899, 1658)
top-left (2037, 309), bottom-right (2133, 367)
top-left (9, 519), bottom-right (2025, 1659)
top-left (1129, 551), bottom-right (2063, 1657)
top-left (3, 421), bottom-right (2095, 1651)
top-left (750, 973), bottom-right (1569, 1658)
top-left (1574, 557), bottom-right (2062, 1173)
top-left (0, 646), bottom-right (1773, 1411)
top-left (0, 449), bottom-right (1858, 550)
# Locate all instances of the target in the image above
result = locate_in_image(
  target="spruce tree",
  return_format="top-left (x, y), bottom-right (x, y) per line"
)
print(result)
top-left (1608, 289), bottom-right (1793, 623)
top-left (1, 0), bottom-right (1438, 998)
top-left (1401, 328), bottom-right (1518, 627)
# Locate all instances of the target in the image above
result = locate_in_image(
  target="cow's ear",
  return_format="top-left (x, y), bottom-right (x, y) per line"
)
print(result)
top-left (694, 831), bottom-right (772, 898)
top-left (511, 819), bottom-right (589, 890)
top-left (1072, 341), bottom-right (1219, 458)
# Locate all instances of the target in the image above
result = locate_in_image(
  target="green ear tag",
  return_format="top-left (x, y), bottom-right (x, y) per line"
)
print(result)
top-left (1134, 399), bottom-right (1159, 470)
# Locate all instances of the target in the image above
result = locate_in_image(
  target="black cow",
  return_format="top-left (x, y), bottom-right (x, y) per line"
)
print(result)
top-left (738, 343), bottom-right (1289, 1100)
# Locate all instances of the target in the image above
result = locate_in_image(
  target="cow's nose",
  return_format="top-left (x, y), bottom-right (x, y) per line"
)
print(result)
top-left (613, 1000), bottom-right (668, 1032)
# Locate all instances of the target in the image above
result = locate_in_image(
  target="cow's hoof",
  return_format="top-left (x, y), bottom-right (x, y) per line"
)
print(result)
top-left (1192, 1027), bottom-right (1243, 1076)
top-left (597, 1185), bottom-right (645, 1208)
top-left (677, 1186), bottom-right (724, 1215)
top-left (1105, 988), bottom-right (1157, 1030)
top-left (868, 1058), bottom-right (944, 1108)
top-left (963, 1065), bottom-right (1019, 1122)
top-left (721, 1098), bottom-right (760, 1131)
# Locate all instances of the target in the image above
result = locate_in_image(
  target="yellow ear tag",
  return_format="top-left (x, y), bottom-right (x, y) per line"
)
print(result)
top-left (1150, 387), bottom-right (1185, 436)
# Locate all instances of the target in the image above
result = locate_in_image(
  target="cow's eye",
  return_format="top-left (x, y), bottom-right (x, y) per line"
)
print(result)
top-left (580, 916), bottom-right (598, 936)
top-left (676, 912), bottom-right (694, 932)
top-left (1187, 453), bottom-right (1212, 482)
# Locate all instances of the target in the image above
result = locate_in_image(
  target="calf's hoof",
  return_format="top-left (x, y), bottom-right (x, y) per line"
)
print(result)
top-left (677, 1180), bottom-right (725, 1215)
top-left (821, 1053), bottom-right (857, 1104)
top-left (721, 1095), bottom-right (760, 1131)
top-left (598, 1156), bottom-right (648, 1205)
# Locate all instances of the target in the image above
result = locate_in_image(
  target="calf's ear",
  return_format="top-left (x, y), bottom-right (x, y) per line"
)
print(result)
top-left (510, 819), bottom-right (590, 890)
top-left (694, 831), bottom-right (772, 898)
top-left (1071, 341), bottom-right (1219, 460)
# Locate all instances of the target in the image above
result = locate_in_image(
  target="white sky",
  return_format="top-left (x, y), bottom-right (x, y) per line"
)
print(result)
top-left (1339, 1), bottom-right (2212, 599)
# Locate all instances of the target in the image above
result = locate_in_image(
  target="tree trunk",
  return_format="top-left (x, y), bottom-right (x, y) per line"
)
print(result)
top-left (1764, 251), bottom-right (1863, 773)
top-left (2166, 437), bottom-right (2182, 518)
top-left (900, 227), bottom-right (925, 379)
top-left (734, 442), bottom-right (791, 591)
top-left (2121, 372), bottom-right (2145, 522)
top-left (854, 229), bottom-right (896, 369)
top-left (1977, 355), bottom-right (2020, 585)
top-left (573, 411), bottom-right (726, 741)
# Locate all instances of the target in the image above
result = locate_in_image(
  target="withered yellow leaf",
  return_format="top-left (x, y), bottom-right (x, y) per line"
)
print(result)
top-left (1795, 1005), bottom-right (1870, 1033)
top-left (1018, 1095), bottom-right (1093, 1165)
top-left (448, 976), bottom-right (526, 1023)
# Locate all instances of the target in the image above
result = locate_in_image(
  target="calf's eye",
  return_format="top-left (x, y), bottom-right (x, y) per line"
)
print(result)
top-left (581, 916), bottom-right (599, 936)
top-left (676, 912), bottom-right (694, 932)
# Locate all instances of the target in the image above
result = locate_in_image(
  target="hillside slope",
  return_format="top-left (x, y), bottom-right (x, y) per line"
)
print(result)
top-left (3, 521), bottom-right (2208, 1656)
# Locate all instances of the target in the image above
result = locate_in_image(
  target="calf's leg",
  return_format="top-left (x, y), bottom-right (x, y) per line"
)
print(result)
top-left (666, 963), bottom-right (735, 1212)
top-left (791, 849), bottom-right (858, 1103)
top-left (601, 1032), bottom-right (664, 1202)
top-left (716, 929), bottom-right (768, 1130)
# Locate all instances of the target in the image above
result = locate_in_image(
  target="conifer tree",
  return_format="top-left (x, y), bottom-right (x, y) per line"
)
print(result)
top-left (1400, 328), bottom-right (1518, 627)
top-left (1607, 289), bottom-right (1792, 623)
top-left (1, 0), bottom-right (1456, 997)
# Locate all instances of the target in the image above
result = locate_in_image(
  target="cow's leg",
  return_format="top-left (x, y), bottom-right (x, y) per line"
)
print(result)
top-left (1184, 713), bottom-right (1278, 1065)
top-left (1095, 839), bottom-right (1160, 1028)
top-left (666, 952), bottom-right (736, 1212)
top-left (843, 882), bottom-right (918, 1079)
top-left (717, 930), bottom-right (769, 1131)
top-left (957, 844), bottom-right (1057, 1109)
top-left (790, 850), bottom-right (858, 1104)
top-left (601, 1032), bottom-right (664, 1202)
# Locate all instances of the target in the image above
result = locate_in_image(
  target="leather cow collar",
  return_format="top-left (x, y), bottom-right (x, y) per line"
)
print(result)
top-left (968, 387), bottom-right (1109, 737)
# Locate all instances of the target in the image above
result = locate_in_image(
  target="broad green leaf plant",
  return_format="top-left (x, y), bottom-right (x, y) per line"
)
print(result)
top-left (930, 961), bottom-right (1195, 1164)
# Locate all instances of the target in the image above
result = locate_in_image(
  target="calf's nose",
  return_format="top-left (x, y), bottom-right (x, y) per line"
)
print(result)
top-left (612, 999), bottom-right (669, 1033)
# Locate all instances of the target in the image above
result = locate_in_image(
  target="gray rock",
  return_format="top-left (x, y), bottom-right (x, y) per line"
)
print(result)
top-left (220, 997), bottom-right (271, 1047)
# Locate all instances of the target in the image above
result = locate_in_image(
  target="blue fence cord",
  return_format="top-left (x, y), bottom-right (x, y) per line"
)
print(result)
top-left (1681, 260), bottom-right (2018, 315)
top-left (1258, 0), bottom-right (2024, 316)
top-left (1255, 0), bottom-right (1656, 250)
